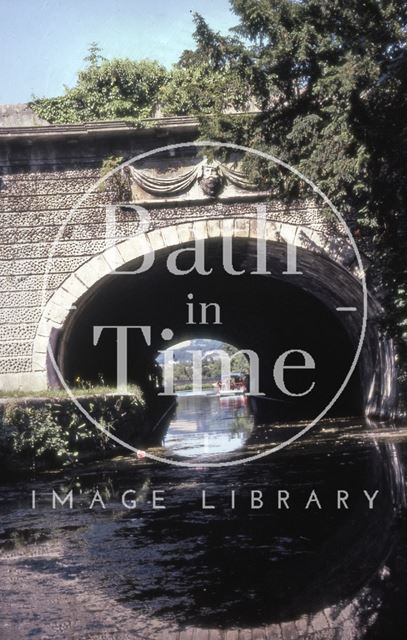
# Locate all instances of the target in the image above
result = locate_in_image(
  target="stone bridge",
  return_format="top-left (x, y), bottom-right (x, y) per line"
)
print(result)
top-left (0, 115), bottom-right (395, 419)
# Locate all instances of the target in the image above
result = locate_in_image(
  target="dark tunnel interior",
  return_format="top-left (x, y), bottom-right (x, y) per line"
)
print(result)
top-left (58, 238), bottom-right (363, 420)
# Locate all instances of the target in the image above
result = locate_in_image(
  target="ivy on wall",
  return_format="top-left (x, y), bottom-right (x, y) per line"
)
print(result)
top-left (31, 45), bottom-right (167, 124)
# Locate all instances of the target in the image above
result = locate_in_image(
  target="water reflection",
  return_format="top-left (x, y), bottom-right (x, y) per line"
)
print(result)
top-left (0, 406), bottom-right (406, 639)
top-left (163, 393), bottom-right (253, 457)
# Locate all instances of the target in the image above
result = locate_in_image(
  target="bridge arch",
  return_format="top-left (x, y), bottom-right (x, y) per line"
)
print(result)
top-left (33, 217), bottom-right (395, 419)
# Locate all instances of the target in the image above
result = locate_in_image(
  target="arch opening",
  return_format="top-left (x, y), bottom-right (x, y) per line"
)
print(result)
top-left (157, 338), bottom-right (254, 457)
top-left (56, 237), bottom-right (364, 425)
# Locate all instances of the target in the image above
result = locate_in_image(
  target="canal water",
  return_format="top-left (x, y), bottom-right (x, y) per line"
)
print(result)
top-left (1, 395), bottom-right (407, 639)
top-left (163, 393), bottom-right (254, 458)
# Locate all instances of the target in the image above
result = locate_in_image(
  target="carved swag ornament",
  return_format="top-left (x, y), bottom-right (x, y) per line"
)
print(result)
top-left (126, 157), bottom-right (256, 199)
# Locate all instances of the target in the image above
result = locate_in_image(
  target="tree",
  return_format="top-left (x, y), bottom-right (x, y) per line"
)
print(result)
top-left (31, 46), bottom-right (167, 124)
top-left (83, 42), bottom-right (105, 68)
top-left (353, 43), bottom-right (407, 387)
top-left (159, 64), bottom-right (250, 115)
top-left (189, 2), bottom-right (407, 395)
top-left (159, 15), bottom-right (252, 115)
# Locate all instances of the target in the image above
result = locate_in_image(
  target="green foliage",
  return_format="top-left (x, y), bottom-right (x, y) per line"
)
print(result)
top-left (99, 155), bottom-right (131, 202)
top-left (100, 155), bottom-right (124, 176)
top-left (193, 1), bottom-right (407, 395)
top-left (31, 49), bottom-right (167, 124)
top-left (0, 392), bottom-right (145, 471)
top-left (159, 64), bottom-right (250, 116)
top-left (84, 41), bottom-right (105, 68)
top-left (31, 34), bottom-right (252, 123)
top-left (171, 343), bottom-right (250, 388)
top-left (159, 14), bottom-right (252, 115)
top-left (1, 403), bottom-right (88, 467)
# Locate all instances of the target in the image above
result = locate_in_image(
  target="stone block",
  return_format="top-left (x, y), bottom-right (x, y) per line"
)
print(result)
top-left (0, 341), bottom-right (32, 358)
top-left (61, 275), bottom-right (88, 300)
top-left (294, 616), bottom-right (311, 637)
top-left (50, 286), bottom-right (77, 311)
top-left (0, 323), bottom-right (36, 341)
top-left (32, 334), bottom-right (49, 355)
top-left (280, 621), bottom-right (297, 640)
top-left (265, 624), bottom-right (283, 639)
top-left (264, 221), bottom-right (281, 241)
top-left (310, 611), bottom-right (329, 632)
top-left (234, 219), bottom-right (250, 238)
top-left (279, 223), bottom-right (298, 246)
top-left (117, 234), bottom-right (151, 263)
top-left (192, 220), bottom-right (208, 241)
top-left (147, 229), bottom-right (165, 250)
top-left (0, 307), bottom-right (41, 324)
top-left (176, 222), bottom-right (194, 244)
top-left (252, 628), bottom-right (269, 639)
top-left (0, 356), bottom-right (32, 374)
top-left (75, 255), bottom-right (111, 288)
top-left (44, 301), bottom-right (70, 325)
top-left (103, 245), bottom-right (125, 271)
top-left (193, 630), bottom-right (210, 640)
top-left (0, 371), bottom-right (47, 392)
top-left (0, 290), bottom-right (44, 308)
top-left (161, 225), bottom-right (180, 247)
top-left (221, 218), bottom-right (234, 238)
top-left (207, 219), bottom-right (221, 238)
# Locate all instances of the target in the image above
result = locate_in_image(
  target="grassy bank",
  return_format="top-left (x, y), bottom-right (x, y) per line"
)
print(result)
top-left (0, 384), bottom-right (142, 400)
top-left (0, 388), bottom-right (146, 476)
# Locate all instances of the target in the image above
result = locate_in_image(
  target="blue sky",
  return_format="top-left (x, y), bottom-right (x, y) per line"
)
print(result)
top-left (0, 0), bottom-right (236, 104)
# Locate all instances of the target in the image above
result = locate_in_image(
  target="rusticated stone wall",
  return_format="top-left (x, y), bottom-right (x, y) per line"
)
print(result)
top-left (0, 122), bottom-right (363, 393)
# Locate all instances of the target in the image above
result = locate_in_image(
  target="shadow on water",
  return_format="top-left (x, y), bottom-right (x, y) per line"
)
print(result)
top-left (0, 395), bottom-right (407, 638)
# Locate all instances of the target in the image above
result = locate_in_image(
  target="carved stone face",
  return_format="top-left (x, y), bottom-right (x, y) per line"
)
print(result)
top-left (199, 164), bottom-right (223, 197)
